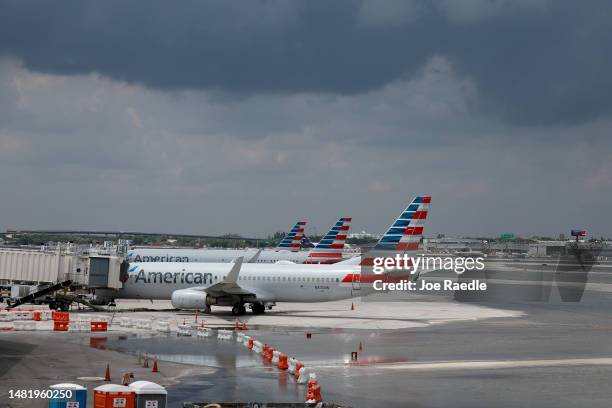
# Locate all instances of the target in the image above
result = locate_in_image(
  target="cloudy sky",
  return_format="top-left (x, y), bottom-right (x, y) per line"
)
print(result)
top-left (0, 0), bottom-right (611, 238)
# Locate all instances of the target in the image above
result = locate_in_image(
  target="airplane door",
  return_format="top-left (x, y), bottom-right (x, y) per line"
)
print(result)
top-left (352, 273), bottom-right (361, 291)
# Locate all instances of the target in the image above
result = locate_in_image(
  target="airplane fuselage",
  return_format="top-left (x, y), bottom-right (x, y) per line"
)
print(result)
top-left (119, 262), bottom-right (366, 303)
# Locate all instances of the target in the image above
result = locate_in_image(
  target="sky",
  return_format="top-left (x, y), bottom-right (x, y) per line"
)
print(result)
top-left (0, 0), bottom-right (611, 238)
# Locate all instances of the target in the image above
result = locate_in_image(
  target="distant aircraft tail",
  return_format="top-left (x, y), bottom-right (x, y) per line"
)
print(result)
top-left (276, 221), bottom-right (307, 251)
top-left (304, 217), bottom-right (352, 264)
top-left (361, 195), bottom-right (431, 265)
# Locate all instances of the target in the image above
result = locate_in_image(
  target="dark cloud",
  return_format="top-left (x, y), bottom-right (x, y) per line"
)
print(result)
top-left (1, 1), bottom-right (611, 126)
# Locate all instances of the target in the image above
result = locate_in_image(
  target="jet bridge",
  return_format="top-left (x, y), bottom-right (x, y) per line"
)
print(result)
top-left (0, 249), bottom-right (126, 289)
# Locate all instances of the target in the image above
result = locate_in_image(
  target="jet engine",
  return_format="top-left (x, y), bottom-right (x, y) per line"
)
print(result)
top-left (171, 289), bottom-right (209, 310)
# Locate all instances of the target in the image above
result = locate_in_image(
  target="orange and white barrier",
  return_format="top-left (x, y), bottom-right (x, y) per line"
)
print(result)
top-left (196, 327), bottom-right (213, 337)
top-left (252, 340), bottom-right (263, 354)
top-left (69, 320), bottom-right (91, 332)
top-left (135, 319), bottom-right (152, 329)
top-left (305, 372), bottom-right (322, 403)
top-left (154, 320), bottom-right (171, 333)
top-left (91, 321), bottom-right (108, 332)
top-left (271, 350), bottom-right (280, 365)
top-left (217, 329), bottom-right (233, 340)
top-left (288, 357), bottom-right (297, 374)
top-left (297, 367), bottom-right (314, 385)
top-left (177, 323), bottom-right (192, 336)
top-left (278, 354), bottom-right (289, 370)
top-left (13, 320), bottom-right (36, 331)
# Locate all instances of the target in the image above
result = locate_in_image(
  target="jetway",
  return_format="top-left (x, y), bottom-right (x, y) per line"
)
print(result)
top-left (0, 249), bottom-right (125, 289)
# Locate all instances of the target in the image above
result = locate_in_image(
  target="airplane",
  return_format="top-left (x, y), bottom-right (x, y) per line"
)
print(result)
top-left (126, 218), bottom-right (353, 265)
top-left (116, 196), bottom-right (430, 315)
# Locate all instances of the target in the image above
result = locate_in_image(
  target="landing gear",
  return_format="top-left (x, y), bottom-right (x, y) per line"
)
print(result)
top-left (251, 302), bottom-right (266, 315)
top-left (232, 303), bottom-right (246, 316)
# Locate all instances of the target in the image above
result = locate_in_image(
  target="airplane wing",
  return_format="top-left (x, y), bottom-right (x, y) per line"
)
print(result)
top-left (247, 249), bottom-right (263, 263)
top-left (201, 257), bottom-right (254, 296)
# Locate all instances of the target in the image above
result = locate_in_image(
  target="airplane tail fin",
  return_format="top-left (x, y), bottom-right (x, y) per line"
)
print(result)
top-left (304, 217), bottom-right (352, 264)
top-left (362, 195), bottom-right (431, 265)
top-left (276, 221), bottom-right (307, 252)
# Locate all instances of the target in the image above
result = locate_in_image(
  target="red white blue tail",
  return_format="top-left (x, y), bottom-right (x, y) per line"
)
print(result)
top-left (361, 195), bottom-right (431, 265)
top-left (304, 217), bottom-right (352, 264)
top-left (276, 221), bottom-right (307, 252)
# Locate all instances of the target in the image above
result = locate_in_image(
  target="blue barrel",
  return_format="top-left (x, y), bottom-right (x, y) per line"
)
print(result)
top-left (48, 383), bottom-right (87, 408)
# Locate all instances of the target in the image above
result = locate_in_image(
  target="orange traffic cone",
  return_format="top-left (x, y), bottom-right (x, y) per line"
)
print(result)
top-left (195, 310), bottom-right (198, 323)
top-left (152, 359), bottom-right (159, 373)
top-left (104, 364), bottom-right (111, 382)
top-left (351, 302), bottom-right (355, 310)
top-left (242, 322), bottom-right (247, 332)
top-left (143, 355), bottom-right (149, 369)
top-left (359, 341), bottom-right (363, 351)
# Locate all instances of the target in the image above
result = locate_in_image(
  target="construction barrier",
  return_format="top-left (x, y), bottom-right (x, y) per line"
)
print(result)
top-left (69, 320), bottom-right (91, 333)
top-left (176, 324), bottom-right (192, 336)
top-left (41, 310), bottom-right (53, 320)
top-left (295, 362), bottom-right (304, 381)
top-left (91, 321), bottom-right (109, 332)
top-left (196, 327), bottom-right (213, 338)
top-left (236, 332), bottom-right (244, 343)
top-left (242, 335), bottom-right (250, 347)
top-left (0, 312), bottom-right (13, 322)
top-left (278, 354), bottom-right (289, 370)
top-left (13, 311), bottom-right (34, 320)
top-left (272, 350), bottom-right (280, 365)
top-left (253, 340), bottom-right (263, 354)
top-left (288, 357), bottom-right (297, 375)
top-left (120, 318), bottom-right (133, 328)
top-left (13, 320), bottom-right (36, 331)
top-left (52, 311), bottom-right (70, 322)
top-left (53, 321), bottom-right (69, 331)
top-left (306, 374), bottom-right (322, 404)
top-left (298, 367), bottom-right (314, 385)
top-left (248, 338), bottom-right (254, 350)
top-left (154, 321), bottom-right (170, 333)
top-left (217, 329), bottom-right (233, 340)
top-left (135, 319), bottom-right (152, 330)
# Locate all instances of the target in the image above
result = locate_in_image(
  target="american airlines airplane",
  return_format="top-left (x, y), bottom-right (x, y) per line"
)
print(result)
top-left (116, 196), bottom-right (431, 315)
top-left (127, 218), bottom-right (353, 265)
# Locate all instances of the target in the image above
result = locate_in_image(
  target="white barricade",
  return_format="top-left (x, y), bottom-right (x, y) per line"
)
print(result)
top-left (217, 329), bottom-right (233, 340)
top-left (177, 324), bottom-right (192, 336)
top-left (13, 320), bottom-right (36, 331)
top-left (40, 310), bottom-right (53, 321)
top-left (0, 312), bottom-right (13, 322)
top-left (12, 311), bottom-right (33, 321)
top-left (272, 350), bottom-right (280, 365)
top-left (196, 327), bottom-right (213, 338)
top-left (298, 368), bottom-right (315, 385)
top-left (75, 314), bottom-right (92, 322)
top-left (253, 340), bottom-right (263, 354)
top-left (120, 318), bottom-right (133, 328)
top-left (155, 321), bottom-right (171, 333)
top-left (135, 319), bottom-right (152, 329)
top-left (68, 320), bottom-right (91, 333)
top-left (236, 332), bottom-right (244, 342)
top-left (242, 335), bottom-right (251, 347)
top-left (288, 357), bottom-right (297, 374)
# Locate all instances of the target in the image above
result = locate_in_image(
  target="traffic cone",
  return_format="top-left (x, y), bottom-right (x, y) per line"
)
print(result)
top-left (152, 359), bottom-right (159, 373)
top-left (242, 322), bottom-right (247, 332)
top-left (359, 341), bottom-right (363, 351)
top-left (104, 364), bottom-right (111, 382)
top-left (195, 310), bottom-right (198, 323)
top-left (351, 302), bottom-right (355, 310)
top-left (143, 355), bottom-right (149, 368)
